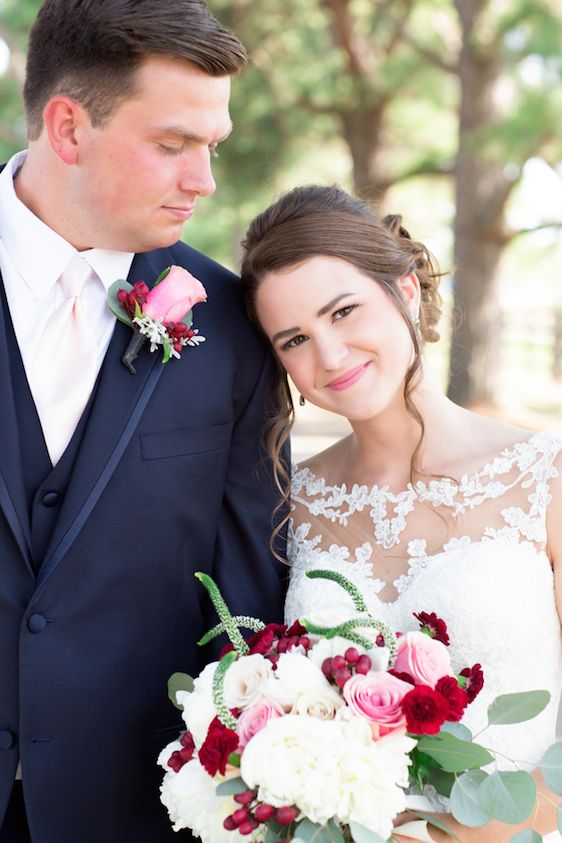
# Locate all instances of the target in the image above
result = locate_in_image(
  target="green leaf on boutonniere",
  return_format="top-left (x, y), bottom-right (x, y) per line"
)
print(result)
top-left (107, 280), bottom-right (135, 327)
top-left (153, 266), bottom-right (171, 287)
top-left (540, 740), bottom-right (562, 794)
top-left (162, 337), bottom-right (172, 364)
top-left (477, 770), bottom-right (536, 824)
top-left (167, 672), bottom-right (194, 709)
top-left (487, 690), bottom-right (550, 726)
top-left (416, 733), bottom-right (493, 772)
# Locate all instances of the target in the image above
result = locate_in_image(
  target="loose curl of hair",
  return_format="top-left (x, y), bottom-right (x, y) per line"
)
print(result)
top-left (240, 184), bottom-right (443, 559)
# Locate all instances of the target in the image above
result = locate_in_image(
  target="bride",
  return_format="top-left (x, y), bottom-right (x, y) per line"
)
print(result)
top-left (240, 184), bottom-right (562, 841)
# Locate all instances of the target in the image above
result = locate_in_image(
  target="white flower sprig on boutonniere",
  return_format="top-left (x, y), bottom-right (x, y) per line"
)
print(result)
top-left (107, 265), bottom-right (207, 373)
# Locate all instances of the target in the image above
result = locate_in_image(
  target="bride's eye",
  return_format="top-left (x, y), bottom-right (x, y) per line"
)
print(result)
top-left (332, 304), bottom-right (356, 321)
top-left (282, 334), bottom-right (308, 350)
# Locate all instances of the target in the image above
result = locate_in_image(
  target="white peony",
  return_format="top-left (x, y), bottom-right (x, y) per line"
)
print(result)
top-left (223, 653), bottom-right (273, 709)
top-left (160, 758), bottom-right (248, 841)
top-left (179, 661), bottom-right (218, 748)
top-left (241, 715), bottom-right (344, 823)
top-left (335, 730), bottom-right (416, 839)
top-left (265, 652), bottom-right (337, 712)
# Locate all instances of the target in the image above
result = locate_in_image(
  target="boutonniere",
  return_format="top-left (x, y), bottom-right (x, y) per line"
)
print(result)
top-left (107, 265), bottom-right (207, 373)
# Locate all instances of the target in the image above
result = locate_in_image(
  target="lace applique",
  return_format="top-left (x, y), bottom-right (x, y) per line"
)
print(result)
top-left (291, 432), bottom-right (562, 554)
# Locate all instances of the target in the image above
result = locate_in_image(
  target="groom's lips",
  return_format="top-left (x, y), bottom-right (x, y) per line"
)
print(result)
top-left (163, 205), bottom-right (195, 220)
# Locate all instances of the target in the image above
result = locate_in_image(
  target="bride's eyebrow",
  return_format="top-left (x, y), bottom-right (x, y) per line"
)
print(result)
top-left (271, 293), bottom-right (354, 345)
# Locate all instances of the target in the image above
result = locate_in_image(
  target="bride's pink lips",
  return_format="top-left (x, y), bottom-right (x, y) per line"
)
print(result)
top-left (326, 362), bottom-right (371, 391)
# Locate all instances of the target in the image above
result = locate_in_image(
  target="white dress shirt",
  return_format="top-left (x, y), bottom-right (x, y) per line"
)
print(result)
top-left (0, 150), bottom-right (135, 417)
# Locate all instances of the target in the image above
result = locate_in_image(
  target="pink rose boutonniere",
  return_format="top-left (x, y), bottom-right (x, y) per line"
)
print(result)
top-left (107, 265), bottom-right (207, 373)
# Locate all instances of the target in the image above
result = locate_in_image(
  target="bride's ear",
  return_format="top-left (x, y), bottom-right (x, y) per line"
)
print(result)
top-left (397, 272), bottom-right (421, 317)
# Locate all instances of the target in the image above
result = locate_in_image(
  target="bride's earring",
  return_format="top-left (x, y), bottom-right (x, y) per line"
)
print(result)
top-left (411, 311), bottom-right (421, 336)
top-left (299, 395), bottom-right (306, 407)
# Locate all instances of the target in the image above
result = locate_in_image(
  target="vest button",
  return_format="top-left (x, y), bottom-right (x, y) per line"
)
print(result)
top-left (28, 613), bottom-right (47, 633)
top-left (42, 492), bottom-right (60, 507)
top-left (0, 731), bottom-right (14, 750)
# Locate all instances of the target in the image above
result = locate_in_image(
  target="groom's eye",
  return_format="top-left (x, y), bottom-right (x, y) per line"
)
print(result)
top-left (158, 143), bottom-right (183, 155)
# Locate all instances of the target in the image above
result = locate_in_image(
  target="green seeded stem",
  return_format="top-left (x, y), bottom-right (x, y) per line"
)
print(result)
top-left (302, 616), bottom-right (398, 664)
top-left (306, 569), bottom-right (368, 613)
top-left (195, 572), bottom-right (249, 656)
top-left (198, 616), bottom-right (265, 647)
top-left (212, 651), bottom-right (238, 729)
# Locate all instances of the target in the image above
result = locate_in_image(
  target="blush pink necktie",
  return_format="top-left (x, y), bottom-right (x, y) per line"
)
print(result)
top-left (30, 256), bottom-right (99, 465)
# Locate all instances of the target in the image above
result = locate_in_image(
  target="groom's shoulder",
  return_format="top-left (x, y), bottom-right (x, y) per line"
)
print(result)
top-left (169, 240), bottom-right (240, 303)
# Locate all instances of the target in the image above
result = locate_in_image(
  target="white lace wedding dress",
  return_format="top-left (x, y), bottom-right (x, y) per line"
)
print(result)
top-left (285, 431), bottom-right (562, 841)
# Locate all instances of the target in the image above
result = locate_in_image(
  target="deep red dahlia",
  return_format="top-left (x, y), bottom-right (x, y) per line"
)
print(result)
top-left (435, 675), bottom-right (469, 721)
top-left (198, 716), bottom-right (239, 777)
top-left (458, 663), bottom-right (485, 702)
top-left (413, 611), bottom-right (450, 646)
top-left (402, 684), bottom-right (450, 734)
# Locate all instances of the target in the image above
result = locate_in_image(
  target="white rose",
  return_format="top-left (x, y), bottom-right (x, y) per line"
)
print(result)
top-left (241, 715), bottom-right (343, 823)
top-left (223, 653), bottom-right (273, 709)
top-left (291, 683), bottom-right (344, 719)
top-left (160, 758), bottom-right (248, 841)
top-left (180, 661), bottom-right (218, 748)
top-left (335, 730), bottom-right (416, 839)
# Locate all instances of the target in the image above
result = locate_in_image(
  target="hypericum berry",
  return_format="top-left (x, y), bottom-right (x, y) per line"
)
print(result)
top-left (277, 638), bottom-right (289, 654)
top-left (332, 655), bottom-right (346, 671)
top-left (321, 657), bottom-right (333, 677)
top-left (356, 654), bottom-right (372, 674)
top-left (344, 647), bottom-right (360, 664)
top-left (223, 816), bottom-right (238, 831)
top-left (255, 803), bottom-right (275, 822)
top-left (276, 806), bottom-right (298, 825)
top-left (239, 819), bottom-right (258, 835)
top-left (299, 636), bottom-right (311, 650)
top-left (234, 789), bottom-right (257, 805)
top-left (334, 667), bottom-right (352, 688)
top-left (232, 808), bottom-right (249, 826)
top-left (376, 634), bottom-right (385, 647)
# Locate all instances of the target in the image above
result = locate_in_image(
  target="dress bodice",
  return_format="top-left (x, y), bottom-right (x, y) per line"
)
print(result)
top-left (285, 432), bottom-right (562, 776)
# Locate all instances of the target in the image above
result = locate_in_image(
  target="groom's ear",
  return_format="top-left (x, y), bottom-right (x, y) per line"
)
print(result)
top-left (42, 95), bottom-right (85, 166)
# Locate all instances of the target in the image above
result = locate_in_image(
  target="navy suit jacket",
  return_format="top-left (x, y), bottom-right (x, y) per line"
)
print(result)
top-left (0, 240), bottom-right (287, 841)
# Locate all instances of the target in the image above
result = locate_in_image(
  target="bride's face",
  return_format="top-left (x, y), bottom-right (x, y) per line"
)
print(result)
top-left (255, 255), bottom-right (420, 422)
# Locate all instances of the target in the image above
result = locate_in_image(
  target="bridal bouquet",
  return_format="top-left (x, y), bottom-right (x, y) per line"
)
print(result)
top-left (158, 571), bottom-right (562, 843)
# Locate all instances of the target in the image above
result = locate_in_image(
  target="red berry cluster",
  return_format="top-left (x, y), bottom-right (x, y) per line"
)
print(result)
top-left (117, 281), bottom-right (149, 319)
top-left (220, 622), bottom-right (310, 671)
top-left (223, 789), bottom-right (297, 837)
top-left (268, 633), bottom-right (310, 668)
top-left (321, 647), bottom-right (372, 689)
top-left (164, 321), bottom-right (196, 353)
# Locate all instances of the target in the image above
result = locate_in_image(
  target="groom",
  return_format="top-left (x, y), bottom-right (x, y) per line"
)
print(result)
top-left (0, 1), bottom-right (285, 840)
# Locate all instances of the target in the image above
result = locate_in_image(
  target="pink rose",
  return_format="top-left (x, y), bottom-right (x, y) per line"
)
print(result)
top-left (393, 631), bottom-right (452, 688)
top-left (237, 699), bottom-right (284, 749)
top-left (342, 671), bottom-right (411, 737)
top-left (143, 266), bottom-right (207, 324)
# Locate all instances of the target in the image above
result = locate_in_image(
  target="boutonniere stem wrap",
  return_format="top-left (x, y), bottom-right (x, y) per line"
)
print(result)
top-left (107, 266), bottom-right (207, 373)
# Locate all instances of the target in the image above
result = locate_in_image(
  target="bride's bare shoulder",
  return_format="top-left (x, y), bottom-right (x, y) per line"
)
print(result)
top-left (298, 435), bottom-right (353, 481)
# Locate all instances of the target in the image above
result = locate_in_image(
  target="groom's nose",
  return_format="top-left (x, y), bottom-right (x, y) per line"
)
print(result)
top-left (178, 148), bottom-right (216, 197)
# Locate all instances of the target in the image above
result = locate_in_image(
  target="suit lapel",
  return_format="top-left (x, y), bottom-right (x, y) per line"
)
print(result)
top-left (38, 249), bottom-right (174, 587)
top-left (0, 274), bottom-right (34, 572)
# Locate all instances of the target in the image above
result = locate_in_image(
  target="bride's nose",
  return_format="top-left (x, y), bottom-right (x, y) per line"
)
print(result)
top-left (316, 336), bottom-right (349, 372)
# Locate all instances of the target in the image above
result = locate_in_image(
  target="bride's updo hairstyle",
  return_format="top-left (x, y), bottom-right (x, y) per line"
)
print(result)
top-left (240, 184), bottom-right (443, 555)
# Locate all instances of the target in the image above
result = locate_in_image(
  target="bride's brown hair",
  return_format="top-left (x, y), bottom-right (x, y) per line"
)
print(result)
top-left (240, 184), bottom-right (443, 558)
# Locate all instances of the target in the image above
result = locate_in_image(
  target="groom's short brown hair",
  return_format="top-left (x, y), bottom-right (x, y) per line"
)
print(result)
top-left (23, 0), bottom-right (247, 139)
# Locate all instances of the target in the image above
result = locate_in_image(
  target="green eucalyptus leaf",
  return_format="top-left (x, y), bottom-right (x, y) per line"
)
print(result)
top-left (215, 777), bottom-right (248, 796)
top-left (478, 771), bottom-right (537, 824)
top-left (440, 721), bottom-right (472, 741)
top-left (107, 279), bottom-right (134, 326)
top-left (508, 831), bottom-right (542, 843)
top-left (487, 691), bottom-right (550, 726)
top-left (416, 733), bottom-right (494, 772)
top-left (265, 824), bottom-right (285, 843)
top-left (293, 819), bottom-right (339, 843)
top-left (154, 266), bottom-right (171, 286)
top-left (410, 813), bottom-right (461, 841)
top-left (540, 741), bottom-right (562, 795)
top-left (325, 820), bottom-right (346, 843)
top-left (167, 672), bottom-right (194, 709)
top-left (348, 821), bottom-right (389, 843)
top-left (450, 770), bottom-right (491, 827)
